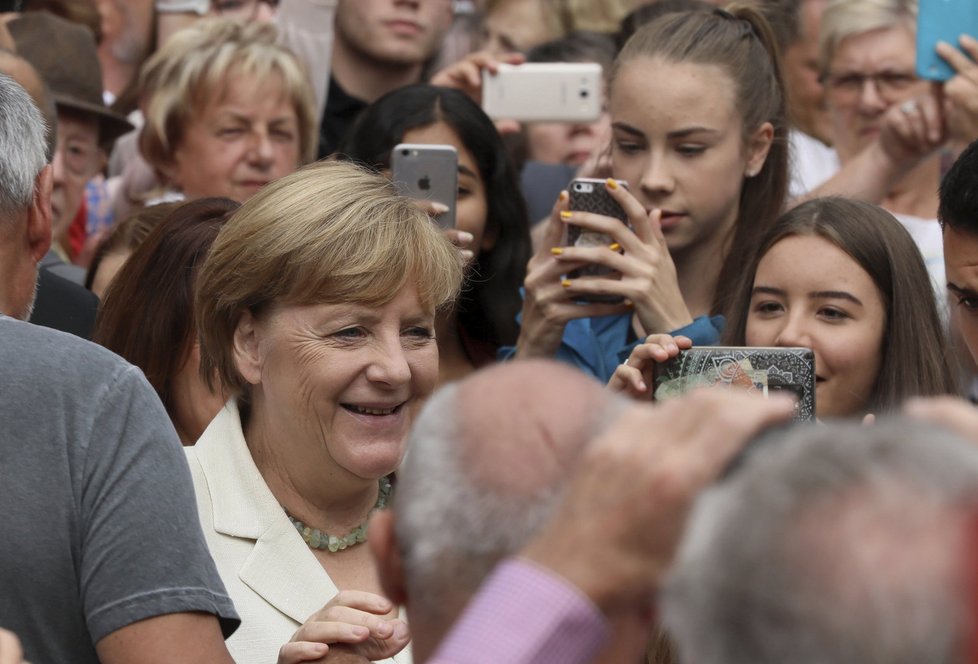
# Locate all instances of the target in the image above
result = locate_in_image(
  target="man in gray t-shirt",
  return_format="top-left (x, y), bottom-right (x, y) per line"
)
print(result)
top-left (0, 73), bottom-right (239, 663)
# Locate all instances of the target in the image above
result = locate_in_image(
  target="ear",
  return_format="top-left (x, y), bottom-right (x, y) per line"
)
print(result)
top-left (232, 309), bottom-right (264, 386)
top-left (368, 510), bottom-right (408, 607)
top-left (27, 164), bottom-right (53, 262)
top-left (744, 121), bottom-right (775, 178)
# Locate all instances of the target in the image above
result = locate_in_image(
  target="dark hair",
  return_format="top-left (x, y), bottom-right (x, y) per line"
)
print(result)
top-left (611, 5), bottom-right (790, 317)
top-left (615, 0), bottom-right (713, 51)
top-left (939, 138), bottom-right (978, 235)
top-left (526, 30), bottom-right (617, 72)
top-left (723, 197), bottom-right (957, 414)
top-left (84, 201), bottom-right (179, 291)
top-left (338, 84), bottom-right (531, 351)
top-left (93, 197), bottom-right (238, 416)
top-left (760, 0), bottom-right (806, 52)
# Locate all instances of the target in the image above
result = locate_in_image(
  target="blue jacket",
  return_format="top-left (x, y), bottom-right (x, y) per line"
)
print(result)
top-left (499, 312), bottom-right (725, 383)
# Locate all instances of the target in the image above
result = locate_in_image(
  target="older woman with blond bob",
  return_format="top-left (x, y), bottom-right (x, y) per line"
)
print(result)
top-left (137, 18), bottom-right (316, 204)
top-left (188, 160), bottom-right (464, 663)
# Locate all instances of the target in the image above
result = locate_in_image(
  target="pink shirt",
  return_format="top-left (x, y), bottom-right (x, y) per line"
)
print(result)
top-left (429, 558), bottom-right (610, 663)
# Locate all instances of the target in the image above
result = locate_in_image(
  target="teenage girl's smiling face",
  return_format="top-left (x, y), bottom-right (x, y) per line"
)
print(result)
top-left (609, 56), bottom-right (772, 258)
top-left (745, 235), bottom-right (887, 419)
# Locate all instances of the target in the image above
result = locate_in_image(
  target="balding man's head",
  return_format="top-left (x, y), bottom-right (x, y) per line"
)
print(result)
top-left (371, 360), bottom-right (622, 661)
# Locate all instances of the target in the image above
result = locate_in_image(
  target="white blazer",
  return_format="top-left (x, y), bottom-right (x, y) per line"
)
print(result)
top-left (186, 402), bottom-right (409, 664)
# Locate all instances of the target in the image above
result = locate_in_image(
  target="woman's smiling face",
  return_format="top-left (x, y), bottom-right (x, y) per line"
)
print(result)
top-left (745, 235), bottom-right (887, 418)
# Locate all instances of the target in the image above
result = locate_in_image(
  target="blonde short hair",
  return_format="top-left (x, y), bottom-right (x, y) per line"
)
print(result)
top-left (819, 0), bottom-right (918, 74)
top-left (195, 160), bottom-right (465, 397)
top-left (138, 18), bottom-right (317, 173)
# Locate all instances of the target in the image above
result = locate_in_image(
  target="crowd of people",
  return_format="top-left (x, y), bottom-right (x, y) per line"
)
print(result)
top-left (3, 0), bottom-right (978, 662)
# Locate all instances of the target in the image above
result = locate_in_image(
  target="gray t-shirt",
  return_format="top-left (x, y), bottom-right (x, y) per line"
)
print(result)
top-left (0, 315), bottom-right (239, 663)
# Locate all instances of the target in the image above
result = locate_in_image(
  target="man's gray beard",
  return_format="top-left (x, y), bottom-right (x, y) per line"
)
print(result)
top-left (19, 267), bottom-right (39, 321)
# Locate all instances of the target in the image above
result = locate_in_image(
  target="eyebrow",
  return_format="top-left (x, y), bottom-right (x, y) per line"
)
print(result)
top-left (948, 282), bottom-right (978, 297)
top-left (751, 285), bottom-right (864, 306)
top-left (458, 164), bottom-right (478, 179)
top-left (611, 121), bottom-right (718, 140)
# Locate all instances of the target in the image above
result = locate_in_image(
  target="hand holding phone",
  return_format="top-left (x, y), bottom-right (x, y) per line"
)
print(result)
top-left (391, 143), bottom-right (458, 229)
top-left (916, 0), bottom-right (977, 80)
top-left (564, 178), bottom-right (629, 303)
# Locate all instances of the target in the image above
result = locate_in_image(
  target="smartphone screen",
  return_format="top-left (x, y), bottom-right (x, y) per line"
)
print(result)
top-left (391, 144), bottom-right (458, 229)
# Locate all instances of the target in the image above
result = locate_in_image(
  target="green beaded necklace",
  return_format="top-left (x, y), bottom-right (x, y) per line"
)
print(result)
top-left (286, 476), bottom-right (392, 553)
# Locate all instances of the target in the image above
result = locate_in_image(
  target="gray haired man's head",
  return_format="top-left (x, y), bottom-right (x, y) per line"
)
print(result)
top-left (663, 420), bottom-right (978, 664)
top-left (0, 72), bottom-right (52, 319)
top-left (370, 359), bottom-right (626, 661)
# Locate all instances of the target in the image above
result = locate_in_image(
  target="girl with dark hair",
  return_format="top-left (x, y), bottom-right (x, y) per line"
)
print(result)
top-left (93, 197), bottom-right (239, 443)
top-left (611, 197), bottom-right (957, 418)
top-left (507, 6), bottom-right (789, 382)
top-left (338, 84), bottom-right (532, 385)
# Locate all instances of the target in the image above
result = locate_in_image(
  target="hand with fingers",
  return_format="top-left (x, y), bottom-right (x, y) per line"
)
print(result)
top-left (522, 390), bottom-right (796, 615)
top-left (608, 334), bottom-right (692, 398)
top-left (514, 189), bottom-right (632, 359)
top-left (429, 49), bottom-right (524, 107)
top-left (411, 199), bottom-right (476, 263)
top-left (877, 86), bottom-right (946, 168)
top-left (552, 179), bottom-right (694, 335)
top-left (277, 591), bottom-right (410, 664)
top-left (936, 35), bottom-right (978, 144)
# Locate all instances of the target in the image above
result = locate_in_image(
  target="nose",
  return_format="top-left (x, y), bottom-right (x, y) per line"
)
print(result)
top-left (856, 78), bottom-right (888, 114)
top-left (51, 147), bottom-right (66, 187)
top-left (773, 311), bottom-right (812, 349)
top-left (639, 154), bottom-right (675, 198)
top-left (247, 130), bottom-right (274, 168)
top-left (365, 333), bottom-right (413, 388)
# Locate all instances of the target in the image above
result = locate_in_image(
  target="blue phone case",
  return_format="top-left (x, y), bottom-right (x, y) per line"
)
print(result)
top-left (916, 0), bottom-right (978, 81)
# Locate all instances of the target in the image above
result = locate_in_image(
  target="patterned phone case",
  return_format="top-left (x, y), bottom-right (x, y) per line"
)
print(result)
top-left (566, 178), bottom-right (629, 304)
top-left (653, 346), bottom-right (816, 422)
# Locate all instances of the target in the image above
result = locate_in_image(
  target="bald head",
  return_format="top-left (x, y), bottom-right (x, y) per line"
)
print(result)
top-left (453, 359), bottom-right (613, 496)
top-left (381, 360), bottom-right (621, 661)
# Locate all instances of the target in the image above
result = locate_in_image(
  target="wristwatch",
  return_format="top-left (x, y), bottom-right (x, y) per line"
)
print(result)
top-left (155, 0), bottom-right (210, 14)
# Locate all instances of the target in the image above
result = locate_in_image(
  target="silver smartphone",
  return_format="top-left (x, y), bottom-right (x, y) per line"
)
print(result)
top-left (482, 63), bottom-right (604, 122)
top-left (391, 143), bottom-right (458, 229)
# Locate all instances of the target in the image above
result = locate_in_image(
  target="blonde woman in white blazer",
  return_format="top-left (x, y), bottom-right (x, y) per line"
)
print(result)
top-left (187, 161), bottom-right (464, 664)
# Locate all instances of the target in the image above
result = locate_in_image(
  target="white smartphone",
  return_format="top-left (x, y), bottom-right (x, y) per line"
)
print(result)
top-left (482, 63), bottom-right (604, 123)
top-left (391, 143), bottom-right (458, 229)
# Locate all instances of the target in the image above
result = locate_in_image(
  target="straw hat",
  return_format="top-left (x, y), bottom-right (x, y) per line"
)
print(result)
top-left (9, 12), bottom-right (133, 145)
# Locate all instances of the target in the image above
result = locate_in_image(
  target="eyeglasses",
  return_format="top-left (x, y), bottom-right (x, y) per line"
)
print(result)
top-left (820, 69), bottom-right (919, 100)
top-left (212, 0), bottom-right (279, 21)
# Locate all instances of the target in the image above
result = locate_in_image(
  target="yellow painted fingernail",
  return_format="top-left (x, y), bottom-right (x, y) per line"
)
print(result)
top-left (624, 298), bottom-right (634, 307)
top-left (560, 210), bottom-right (572, 220)
top-left (606, 178), bottom-right (618, 190)
top-left (608, 243), bottom-right (621, 252)
top-left (561, 279), bottom-right (572, 288)
top-left (551, 247), bottom-right (563, 255)
top-left (558, 190), bottom-right (568, 202)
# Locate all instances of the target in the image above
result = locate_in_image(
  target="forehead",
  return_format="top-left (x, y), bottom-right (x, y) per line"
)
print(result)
top-left (610, 57), bottom-right (739, 130)
top-left (755, 235), bottom-right (877, 293)
top-left (400, 121), bottom-right (482, 180)
top-left (199, 70), bottom-right (293, 114)
top-left (57, 109), bottom-right (99, 141)
top-left (944, 225), bottom-right (978, 276)
top-left (831, 23), bottom-right (915, 69)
